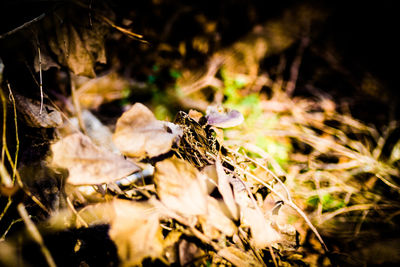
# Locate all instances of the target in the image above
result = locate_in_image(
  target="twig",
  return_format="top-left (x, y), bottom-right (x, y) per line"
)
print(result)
top-left (0, 13), bottom-right (46, 40)
top-left (271, 55), bottom-right (286, 92)
top-left (237, 227), bottom-right (266, 267)
top-left (319, 204), bottom-right (379, 223)
top-left (0, 87), bottom-right (49, 213)
top-left (88, 0), bottom-right (93, 27)
top-left (99, 15), bottom-right (149, 44)
top-left (182, 57), bottom-right (224, 95)
top-left (224, 157), bottom-right (329, 252)
top-left (373, 121), bottom-right (398, 159)
top-left (286, 36), bottom-right (309, 97)
top-left (7, 83), bottom-right (19, 179)
top-left (0, 161), bottom-right (12, 187)
top-left (354, 210), bottom-right (369, 237)
top-left (17, 203), bottom-right (56, 267)
top-left (375, 173), bottom-right (400, 193)
top-left (1, 86), bottom-right (7, 164)
top-left (229, 148), bottom-right (291, 202)
top-left (36, 39), bottom-right (44, 115)
top-left (0, 218), bottom-right (23, 241)
top-left (0, 192), bottom-right (12, 222)
top-left (66, 197), bottom-right (88, 228)
top-left (268, 245), bottom-right (278, 267)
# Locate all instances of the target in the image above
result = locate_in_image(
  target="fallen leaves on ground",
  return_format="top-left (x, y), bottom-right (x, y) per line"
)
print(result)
top-left (50, 132), bottom-right (140, 185)
top-left (14, 93), bottom-right (63, 128)
top-left (113, 103), bottom-right (182, 158)
top-left (215, 159), bottom-right (239, 220)
top-left (74, 72), bottom-right (131, 109)
top-left (33, 101), bottom-right (302, 266)
top-left (43, 10), bottom-right (108, 77)
top-left (154, 156), bottom-right (208, 216)
top-left (109, 200), bottom-right (164, 266)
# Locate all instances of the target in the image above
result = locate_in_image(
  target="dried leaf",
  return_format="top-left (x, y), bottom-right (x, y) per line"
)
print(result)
top-left (14, 94), bottom-right (62, 128)
top-left (50, 133), bottom-right (140, 185)
top-left (163, 231), bottom-right (182, 264)
top-left (215, 159), bottom-right (239, 220)
top-left (59, 110), bottom-right (118, 152)
top-left (201, 164), bottom-right (218, 194)
top-left (242, 206), bottom-right (281, 249)
top-left (217, 247), bottom-right (259, 267)
top-left (201, 197), bottom-right (236, 238)
top-left (113, 103), bottom-right (182, 158)
top-left (154, 157), bottom-right (208, 216)
top-left (109, 200), bottom-right (164, 266)
top-left (75, 72), bottom-right (130, 109)
top-left (179, 239), bottom-right (205, 266)
top-left (46, 12), bottom-right (108, 77)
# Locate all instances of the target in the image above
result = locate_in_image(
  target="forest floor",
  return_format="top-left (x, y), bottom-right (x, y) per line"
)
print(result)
top-left (1, 1), bottom-right (400, 266)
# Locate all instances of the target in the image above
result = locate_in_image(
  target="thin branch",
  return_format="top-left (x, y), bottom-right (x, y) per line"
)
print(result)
top-left (66, 197), bottom-right (88, 228)
top-left (0, 13), bottom-right (46, 40)
top-left (0, 217), bottom-right (23, 241)
top-left (229, 148), bottom-right (291, 202)
top-left (36, 39), bottom-right (44, 115)
top-left (99, 15), bottom-right (149, 44)
top-left (224, 157), bottom-right (329, 252)
top-left (17, 203), bottom-right (56, 267)
top-left (319, 204), bottom-right (400, 224)
top-left (268, 245), bottom-right (278, 267)
top-left (286, 37), bottom-right (309, 97)
top-left (7, 83), bottom-right (20, 180)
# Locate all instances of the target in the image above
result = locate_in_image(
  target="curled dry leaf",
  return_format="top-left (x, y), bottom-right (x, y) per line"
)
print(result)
top-left (154, 157), bottom-right (208, 216)
top-left (50, 133), bottom-right (140, 185)
top-left (109, 200), bottom-right (164, 267)
top-left (113, 103), bottom-right (182, 158)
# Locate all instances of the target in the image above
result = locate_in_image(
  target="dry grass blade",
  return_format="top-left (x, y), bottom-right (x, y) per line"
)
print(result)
top-left (222, 155), bottom-right (329, 252)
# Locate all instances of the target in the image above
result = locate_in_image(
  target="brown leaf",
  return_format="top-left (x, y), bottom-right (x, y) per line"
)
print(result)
top-left (75, 72), bottom-right (130, 109)
top-left (50, 133), bottom-right (140, 185)
top-left (201, 164), bottom-right (218, 194)
top-left (154, 157), bottom-right (208, 216)
top-left (242, 205), bottom-right (281, 249)
top-left (215, 159), bottom-right (239, 220)
top-left (113, 103), bottom-right (182, 158)
top-left (14, 94), bottom-right (62, 128)
top-left (46, 12), bottom-right (108, 77)
top-left (201, 197), bottom-right (236, 238)
top-left (178, 239), bottom-right (205, 266)
top-left (109, 200), bottom-right (164, 266)
top-left (53, 200), bottom-right (165, 266)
